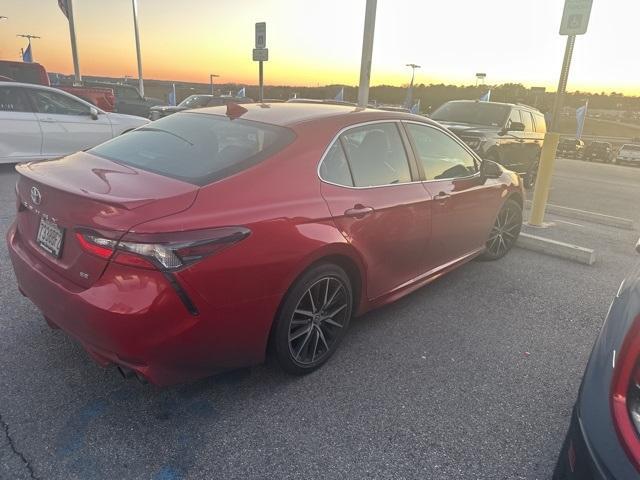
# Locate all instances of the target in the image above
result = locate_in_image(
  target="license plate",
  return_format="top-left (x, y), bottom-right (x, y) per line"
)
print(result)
top-left (36, 218), bottom-right (64, 258)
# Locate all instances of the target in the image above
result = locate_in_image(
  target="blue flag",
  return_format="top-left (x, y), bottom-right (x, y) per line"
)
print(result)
top-left (334, 87), bottom-right (344, 102)
top-left (479, 90), bottom-right (491, 102)
top-left (22, 44), bottom-right (33, 63)
top-left (168, 84), bottom-right (176, 106)
top-left (236, 87), bottom-right (246, 97)
top-left (410, 99), bottom-right (421, 114)
top-left (576, 101), bottom-right (588, 139)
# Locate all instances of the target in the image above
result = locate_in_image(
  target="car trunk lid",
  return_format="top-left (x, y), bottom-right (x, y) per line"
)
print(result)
top-left (15, 151), bottom-right (198, 288)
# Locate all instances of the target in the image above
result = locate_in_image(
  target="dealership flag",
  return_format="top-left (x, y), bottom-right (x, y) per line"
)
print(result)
top-left (576, 101), bottom-right (588, 139)
top-left (479, 90), bottom-right (491, 102)
top-left (410, 99), bottom-right (421, 114)
top-left (22, 44), bottom-right (33, 63)
top-left (236, 87), bottom-right (246, 97)
top-left (334, 87), bottom-right (344, 102)
top-left (168, 84), bottom-right (176, 106)
top-left (58, 0), bottom-right (69, 18)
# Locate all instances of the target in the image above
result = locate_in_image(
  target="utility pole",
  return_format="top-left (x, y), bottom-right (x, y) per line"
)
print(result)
top-left (357, 0), bottom-right (377, 107)
top-left (210, 74), bottom-right (219, 95)
top-left (132, 0), bottom-right (145, 97)
top-left (64, 0), bottom-right (82, 84)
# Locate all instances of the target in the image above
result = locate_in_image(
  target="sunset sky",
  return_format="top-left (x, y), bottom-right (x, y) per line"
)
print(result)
top-left (0, 0), bottom-right (638, 94)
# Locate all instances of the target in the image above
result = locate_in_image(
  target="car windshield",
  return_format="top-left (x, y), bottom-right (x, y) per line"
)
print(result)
top-left (89, 112), bottom-right (295, 186)
top-left (179, 95), bottom-right (212, 108)
top-left (430, 102), bottom-right (510, 127)
top-left (621, 145), bottom-right (640, 152)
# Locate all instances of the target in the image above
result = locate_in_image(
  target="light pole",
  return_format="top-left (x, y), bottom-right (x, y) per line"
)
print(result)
top-left (16, 34), bottom-right (41, 60)
top-left (404, 63), bottom-right (420, 108)
top-left (357, 0), bottom-right (377, 107)
top-left (210, 74), bottom-right (219, 95)
top-left (0, 16), bottom-right (7, 21)
top-left (132, 0), bottom-right (145, 97)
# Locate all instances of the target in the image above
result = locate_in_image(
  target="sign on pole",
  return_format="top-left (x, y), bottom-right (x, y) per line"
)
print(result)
top-left (252, 48), bottom-right (268, 62)
top-left (255, 22), bottom-right (266, 49)
top-left (559, 0), bottom-right (593, 35)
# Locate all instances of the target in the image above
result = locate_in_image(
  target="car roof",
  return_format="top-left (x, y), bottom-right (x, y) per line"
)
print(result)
top-left (191, 102), bottom-right (434, 127)
top-left (443, 99), bottom-right (541, 112)
top-left (0, 81), bottom-right (56, 90)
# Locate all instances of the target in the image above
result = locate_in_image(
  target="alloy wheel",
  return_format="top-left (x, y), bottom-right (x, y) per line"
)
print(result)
top-left (288, 276), bottom-right (349, 366)
top-left (486, 203), bottom-right (522, 258)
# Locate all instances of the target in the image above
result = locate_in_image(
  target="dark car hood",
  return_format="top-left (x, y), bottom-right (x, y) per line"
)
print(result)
top-left (149, 105), bottom-right (187, 113)
top-left (435, 121), bottom-right (498, 136)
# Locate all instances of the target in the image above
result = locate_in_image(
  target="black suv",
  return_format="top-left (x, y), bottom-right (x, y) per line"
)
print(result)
top-left (431, 100), bottom-right (546, 189)
top-left (582, 141), bottom-right (612, 163)
top-left (85, 81), bottom-right (163, 117)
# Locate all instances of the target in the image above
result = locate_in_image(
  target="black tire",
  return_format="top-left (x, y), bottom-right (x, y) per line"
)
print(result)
top-left (480, 199), bottom-right (522, 261)
top-left (273, 264), bottom-right (353, 375)
top-left (523, 160), bottom-right (539, 190)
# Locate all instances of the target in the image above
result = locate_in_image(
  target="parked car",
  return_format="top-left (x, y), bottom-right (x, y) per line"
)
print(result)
top-left (6, 103), bottom-right (524, 386)
top-left (0, 60), bottom-right (115, 111)
top-left (430, 100), bottom-right (546, 189)
top-left (149, 94), bottom-right (254, 120)
top-left (616, 144), bottom-right (640, 166)
top-left (84, 81), bottom-right (163, 117)
top-left (0, 82), bottom-right (148, 164)
top-left (553, 239), bottom-right (640, 480)
top-left (557, 138), bottom-right (586, 159)
top-left (583, 141), bottom-right (613, 163)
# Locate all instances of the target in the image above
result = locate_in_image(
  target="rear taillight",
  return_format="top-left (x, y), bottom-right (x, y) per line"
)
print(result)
top-left (75, 227), bottom-right (250, 271)
top-left (611, 315), bottom-right (640, 472)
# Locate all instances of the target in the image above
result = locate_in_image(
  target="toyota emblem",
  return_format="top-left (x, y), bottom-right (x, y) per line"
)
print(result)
top-left (30, 186), bottom-right (42, 206)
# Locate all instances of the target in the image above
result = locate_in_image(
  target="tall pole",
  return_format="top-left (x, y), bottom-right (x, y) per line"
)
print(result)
top-left (132, 0), bottom-right (144, 97)
top-left (66, 0), bottom-right (81, 84)
top-left (357, 0), bottom-right (377, 107)
top-left (210, 74), bottom-right (219, 95)
top-left (258, 62), bottom-right (264, 102)
top-left (529, 35), bottom-right (577, 227)
top-left (17, 34), bottom-right (41, 61)
top-left (404, 63), bottom-right (420, 108)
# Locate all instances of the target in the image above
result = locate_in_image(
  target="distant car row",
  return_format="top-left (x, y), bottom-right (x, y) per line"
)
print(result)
top-left (557, 138), bottom-right (640, 166)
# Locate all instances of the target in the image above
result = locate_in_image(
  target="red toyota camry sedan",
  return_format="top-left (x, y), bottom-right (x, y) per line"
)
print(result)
top-left (7, 103), bottom-right (524, 385)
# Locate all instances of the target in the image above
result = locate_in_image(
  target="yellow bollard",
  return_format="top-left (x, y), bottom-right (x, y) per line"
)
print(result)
top-left (528, 132), bottom-right (561, 227)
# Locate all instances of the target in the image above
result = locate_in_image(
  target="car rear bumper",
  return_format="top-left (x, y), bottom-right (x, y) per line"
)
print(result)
top-left (7, 221), bottom-right (279, 386)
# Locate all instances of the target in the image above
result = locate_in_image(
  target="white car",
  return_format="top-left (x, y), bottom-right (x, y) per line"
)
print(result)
top-left (616, 144), bottom-right (640, 166)
top-left (0, 81), bottom-right (149, 164)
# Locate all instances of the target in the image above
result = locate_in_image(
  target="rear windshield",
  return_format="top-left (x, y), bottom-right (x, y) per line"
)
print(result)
top-left (431, 102), bottom-right (510, 127)
top-left (90, 112), bottom-right (295, 185)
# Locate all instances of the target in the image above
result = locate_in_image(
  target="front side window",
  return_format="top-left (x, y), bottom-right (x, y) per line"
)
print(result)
top-left (30, 89), bottom-right (90, 116)
top-left (405, 123), bottom-right (478, 180)
top-left (0, 86), bottom-right (32, 112)
top-left (519, 111), bottom-right (534, 132)
top-left (340, 123), bottom-right (412, 187)
top-left (506, 109), bottom-right (522, 129)
top-left (90, 112), bottom-right (295, 186)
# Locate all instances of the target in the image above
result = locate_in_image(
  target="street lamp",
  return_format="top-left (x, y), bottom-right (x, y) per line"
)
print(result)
top-left (0, 16), bottom-right (8, 21)
top-left (210, 74), bottom-right (219, 95)
top-left (404, 63), bottom-right (421, 108)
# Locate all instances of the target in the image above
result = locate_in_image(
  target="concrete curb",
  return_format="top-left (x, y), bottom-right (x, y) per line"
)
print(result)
top-left (525, 200), bottom-right (636, 231)
top-left (516, 233), bottom-right (596, 266)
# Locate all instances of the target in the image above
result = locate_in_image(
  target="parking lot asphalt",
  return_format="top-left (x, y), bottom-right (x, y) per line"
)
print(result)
top-left (1, 159), bottom-right (638, 480)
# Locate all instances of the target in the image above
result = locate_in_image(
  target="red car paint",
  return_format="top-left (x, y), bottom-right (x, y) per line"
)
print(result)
top-left (7, 103), bottom-right (523, 385)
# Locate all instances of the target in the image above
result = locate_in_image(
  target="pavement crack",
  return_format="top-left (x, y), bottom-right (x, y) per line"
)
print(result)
top-left (0, 412), bottom-right (41, 480)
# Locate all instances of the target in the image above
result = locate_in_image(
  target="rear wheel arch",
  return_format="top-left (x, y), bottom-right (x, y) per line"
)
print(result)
top-left (506, 191), bottom-right (524, 210)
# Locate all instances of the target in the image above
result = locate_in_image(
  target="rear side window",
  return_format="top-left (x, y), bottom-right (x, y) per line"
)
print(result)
top-left (340, 123), bottom-right (412, 187)
top-left (320, 142), bottom-right (353, 186)
top-left (0, 86), bottom-right (32, 112)
top-left (90, 112), bottom-right (295, 186)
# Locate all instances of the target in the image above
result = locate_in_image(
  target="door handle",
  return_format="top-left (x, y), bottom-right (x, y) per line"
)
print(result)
top-left (344, 204), bottom-right (374, 219)
top-left (434, 192), bottom-right (451, 204)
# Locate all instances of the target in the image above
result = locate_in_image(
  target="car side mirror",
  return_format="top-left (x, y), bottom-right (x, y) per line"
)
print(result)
top-left (636, 238), bottom-right (640, 254)
top-left (481, 159), bottom-right (502, 181)
top-left (507, 122), bottom-right (525, 132)
top-left (89, 107), bottom-right (99, 120)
